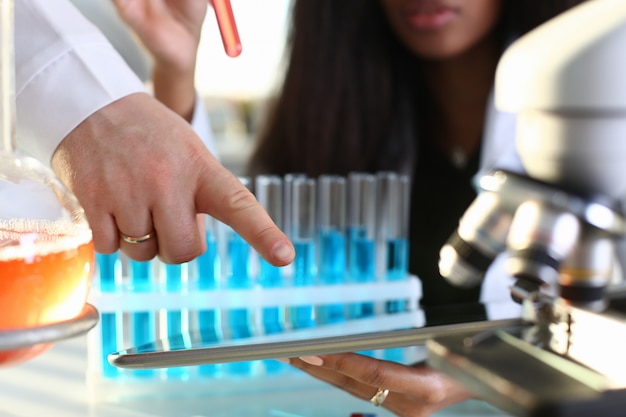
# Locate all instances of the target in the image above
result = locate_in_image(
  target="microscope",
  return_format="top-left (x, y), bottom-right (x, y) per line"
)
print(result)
top-left (430, 0), bottom-right (626, 416)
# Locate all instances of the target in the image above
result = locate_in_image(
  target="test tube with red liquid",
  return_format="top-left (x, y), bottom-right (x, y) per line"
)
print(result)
top-left (211, 0), bottom-right (242, 57)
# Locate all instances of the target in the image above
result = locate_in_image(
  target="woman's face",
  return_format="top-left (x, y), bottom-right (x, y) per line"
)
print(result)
top-left (379, 0), bottom-right (502, 60)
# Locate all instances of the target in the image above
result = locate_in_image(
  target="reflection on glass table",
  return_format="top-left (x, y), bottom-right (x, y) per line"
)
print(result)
top-left (0, 318), bottom-right (512, 417)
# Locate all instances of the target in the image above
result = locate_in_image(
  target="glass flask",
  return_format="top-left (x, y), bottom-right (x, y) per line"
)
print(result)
top-left (0, 0), bottom-right (98, 366)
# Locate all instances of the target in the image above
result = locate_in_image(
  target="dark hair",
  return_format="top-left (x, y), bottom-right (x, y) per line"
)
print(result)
top-left (246, 0), bottom-right (587, 178)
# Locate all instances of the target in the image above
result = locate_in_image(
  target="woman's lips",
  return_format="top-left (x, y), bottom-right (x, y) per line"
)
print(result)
top-left (404, 4), bottom-right (458, 31)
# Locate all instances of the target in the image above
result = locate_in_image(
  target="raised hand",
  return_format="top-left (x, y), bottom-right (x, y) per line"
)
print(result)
top-left (112, 0), bottom-right (209, 121)
top-left (112, 0), bottom-right (206, 72)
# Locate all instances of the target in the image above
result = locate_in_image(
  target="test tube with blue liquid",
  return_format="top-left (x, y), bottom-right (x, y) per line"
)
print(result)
top-left (316, 175), bottom-right (348, 325)
top-left (255, 175), bottom-right (289, 374)
top-left (379, 173), bottom-right (410, 362)
top-left (282, 174), bottom-right (306, 238)
top-left (281, 173), bottom-right (306, 284)
top-left (289, 177), bottom-right (317, 330)
top-left (376, 172), bottom-right (411, 314)
top-left (255, 175), bottom-right (285, 334)
top-left (376, 173), bottom-right (411, 362)
top-left (195, 215), bottom-right (222, 376)
top-left (347, 173), bottom-right (377, 319)
top-left (95, 252), bottom-right (122, 378)
top-left (224, 177), bottom-right (255, 375)
top-left (128, 258), bottom-right (156, 377)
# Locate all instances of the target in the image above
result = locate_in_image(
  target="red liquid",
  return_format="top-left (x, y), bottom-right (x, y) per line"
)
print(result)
top-left (212, 0), bottom-right (242, 57)
top-left (0, 226), bottom-right (94, 366)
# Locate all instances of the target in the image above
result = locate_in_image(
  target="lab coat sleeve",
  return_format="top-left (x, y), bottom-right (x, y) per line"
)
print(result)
top-left (189, 94), bottom-right (219, 159)
top-left (14, 0), bottom-right (146, 165)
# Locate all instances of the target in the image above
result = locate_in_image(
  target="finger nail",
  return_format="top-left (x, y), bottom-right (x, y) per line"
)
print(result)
top-left (272, 241), bottom-right (295, 264)
top-left (299, 356), bottom-right (323, 366)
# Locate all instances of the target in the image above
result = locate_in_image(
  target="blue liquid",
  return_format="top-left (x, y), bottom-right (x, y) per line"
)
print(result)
top-left (258, 259), bottom-right (288, 374)
top-left (258, 259), bottom-right (284, 334)
top-left (228, 234), bottom-right (251, 288)
top-left (317, 230), bottom-right (347, 324)
top-left (386, 238), bottom-right (409, 280)
top-left (229, 309), bottom-right (252, 339)
top-left (197, 234), bottom-right (219, 289)
top-left (385, 238), bottom-right (409, 314)
top-left (100, 314), bottom-right (122, 378)
top-left (196, 235), bottom-right (222, 376)
top-left (226, 233), bottom-right (254, 375)
top-left (96, 252), bottom-right (121, 378)
top-left (165, 263), bottom-right (189, 379)
top-left (290, 240), bottom-right (316, 329)
top-left (197, 310), bottom-right (221, 376)
top-left (348, 227), bottom-right (376, 318)
top-left (129, 260), bottom-right (156, 378)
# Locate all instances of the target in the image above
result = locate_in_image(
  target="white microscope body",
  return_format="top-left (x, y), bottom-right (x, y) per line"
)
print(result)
top-left (439, 0), bottom-right (626, 310)
top-left (501, 0), bottom-right (626, 201)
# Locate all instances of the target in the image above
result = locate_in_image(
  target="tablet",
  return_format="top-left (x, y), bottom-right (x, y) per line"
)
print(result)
top-left (108, 307), bottom-right (524, 370)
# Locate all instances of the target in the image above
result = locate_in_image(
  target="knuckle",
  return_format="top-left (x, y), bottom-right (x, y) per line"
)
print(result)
top-left (225, 187), bottom-right (257, 213)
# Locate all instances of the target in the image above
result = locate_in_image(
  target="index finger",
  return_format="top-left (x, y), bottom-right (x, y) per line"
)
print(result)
top-left (196, 163), bottom-right (294, 267)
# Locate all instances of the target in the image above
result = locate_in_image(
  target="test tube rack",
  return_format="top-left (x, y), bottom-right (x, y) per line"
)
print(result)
top-left (86, 256), bottom-right (423, 403)
top-left (86, 171), bottom-right (421, 403)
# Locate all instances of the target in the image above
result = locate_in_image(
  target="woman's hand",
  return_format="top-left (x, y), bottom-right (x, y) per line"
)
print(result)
top-left (112, 0), bottom-right (208, 121)
top-left (285, 353), bottom-right (474, 417)
top-left (112, 0), bottom-right (206, 73)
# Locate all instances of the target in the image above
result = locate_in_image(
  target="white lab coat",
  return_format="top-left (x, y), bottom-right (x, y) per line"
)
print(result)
top-left (13, 0), bottom-right (217, 166)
